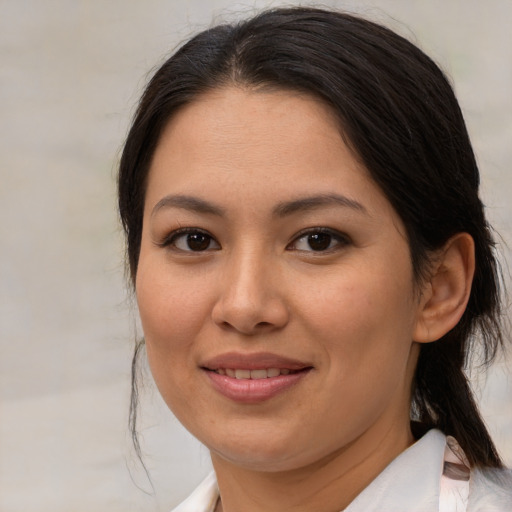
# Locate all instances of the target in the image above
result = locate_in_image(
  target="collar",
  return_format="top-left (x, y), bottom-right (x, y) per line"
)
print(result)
top-left (171, 471), bottom-right (218, 512)
top-left (344, 429), bottom-right (446, 511)
top-left (172, 429), bottom-right (448, 512)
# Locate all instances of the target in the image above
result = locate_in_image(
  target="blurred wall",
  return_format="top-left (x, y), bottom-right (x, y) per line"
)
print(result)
top-left (0, 1), bottom-right (510, 511)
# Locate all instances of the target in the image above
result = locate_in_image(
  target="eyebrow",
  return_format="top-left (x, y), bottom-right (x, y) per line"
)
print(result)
top-left (151, 194), bottom-right (225, 218)
top-left (151, 192), bottom-right (367, 218)
top-left (273, 194), bottom-right (367, 217)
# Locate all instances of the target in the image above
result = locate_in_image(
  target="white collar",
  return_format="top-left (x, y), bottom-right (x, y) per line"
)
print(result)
top-left (171, 471), bottom-right (218, 512)
top-left (172, 429), bottom-right (449, 512)
top-left (344, 429), bottom-right (446, 511)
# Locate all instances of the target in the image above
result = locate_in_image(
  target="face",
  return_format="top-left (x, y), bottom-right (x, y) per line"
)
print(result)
top-left (136, 87), bottom-right (425, 472)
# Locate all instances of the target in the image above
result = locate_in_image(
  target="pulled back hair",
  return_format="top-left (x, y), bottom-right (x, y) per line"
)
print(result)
top-left (119, 7), bottom-right (505, 468)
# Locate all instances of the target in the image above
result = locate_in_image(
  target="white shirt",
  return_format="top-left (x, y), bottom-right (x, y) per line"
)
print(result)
top-left (170, 429), bottom-right (512, 512)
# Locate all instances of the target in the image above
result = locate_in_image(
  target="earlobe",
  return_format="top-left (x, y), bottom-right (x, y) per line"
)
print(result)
top-left (413, 233), bottom-right (475, 343)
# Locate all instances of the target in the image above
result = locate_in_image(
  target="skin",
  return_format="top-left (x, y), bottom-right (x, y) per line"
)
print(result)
top-left (135, 87), bottom-right (474, 512)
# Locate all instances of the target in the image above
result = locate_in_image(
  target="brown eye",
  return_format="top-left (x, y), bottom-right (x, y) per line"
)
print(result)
top-left (289, 228), bottom-right (350, 252)
top-left (306, 232), bottom-right (332, 251)
top-left (185, 232), bottom-right (211, 251)
top-left (167, 229), bottom-right (220, 252)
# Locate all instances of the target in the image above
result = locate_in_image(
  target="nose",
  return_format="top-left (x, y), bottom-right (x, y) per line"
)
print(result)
top-left (211, 250), bottom-right (289, 335)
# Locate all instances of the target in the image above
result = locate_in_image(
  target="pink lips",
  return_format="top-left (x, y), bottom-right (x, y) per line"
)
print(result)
top-left (201, 352), bottom-right (312, 404)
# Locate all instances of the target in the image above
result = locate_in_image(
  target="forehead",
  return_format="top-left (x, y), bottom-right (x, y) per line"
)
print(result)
top-left (145, 86), bottom-right (394, 222)
top-left (154, 86), bottom-right (346, 166)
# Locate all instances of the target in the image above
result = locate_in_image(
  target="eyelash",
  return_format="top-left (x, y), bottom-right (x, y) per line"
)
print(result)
top-left (158, 228), bottom-right (220, 252)
top-left (287, 227), bottom-right (351, 253)
top-left (158, 227), bottom-right (351, 254)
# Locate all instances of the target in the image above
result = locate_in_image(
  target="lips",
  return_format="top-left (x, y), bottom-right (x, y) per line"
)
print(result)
top-left (201, 352), bottom-right (310, 371)
top-left (201, 352), bottom-right (312, 403)
top-left (215, 368), bottom-right (295, 379)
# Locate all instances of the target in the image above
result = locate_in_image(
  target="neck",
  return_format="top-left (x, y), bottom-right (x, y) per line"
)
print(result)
top-left (211, 419), bottom-right (415, 512)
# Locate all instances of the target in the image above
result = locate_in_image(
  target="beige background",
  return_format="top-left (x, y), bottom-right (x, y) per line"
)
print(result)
top-left (0, 1), bottom-right (511, 511)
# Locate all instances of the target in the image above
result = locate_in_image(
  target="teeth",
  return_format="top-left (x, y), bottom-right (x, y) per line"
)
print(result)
top-left (235, 369), bottom-right (251, 379)
top-left (215, 368), bottom-right (295, 379)
top-left (250, 369), bottom-right (267, 380)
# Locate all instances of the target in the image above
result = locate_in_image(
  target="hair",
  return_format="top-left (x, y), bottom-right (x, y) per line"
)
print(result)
top-left (118, 7), bottom-right (506, 468)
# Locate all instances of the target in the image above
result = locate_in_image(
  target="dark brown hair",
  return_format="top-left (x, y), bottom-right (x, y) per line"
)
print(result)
top-left (119, 7), bottom-right (505, 468)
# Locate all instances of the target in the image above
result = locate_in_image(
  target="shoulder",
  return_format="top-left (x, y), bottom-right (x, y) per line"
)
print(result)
top-left (170, 472), bottom-right (219, 512)
top-left (443, 434), bottom-right (512, 511)
top-left (468, 466), bottom-right (512, 512)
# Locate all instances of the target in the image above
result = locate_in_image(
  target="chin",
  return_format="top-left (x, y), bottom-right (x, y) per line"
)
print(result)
top-left (208, 431), bottom-right (338, 474)
top-left (212, 449), bottom-right (305, 473)
top-left (206, 432), bottom-right (303, 472)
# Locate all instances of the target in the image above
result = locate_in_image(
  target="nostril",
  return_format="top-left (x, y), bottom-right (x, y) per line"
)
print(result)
top-left (217, 319), bottom-right (277, 335)
top-left (255, 321), bottom-right (272, 329)
top-left (211, 295), bottom-right (289, 334)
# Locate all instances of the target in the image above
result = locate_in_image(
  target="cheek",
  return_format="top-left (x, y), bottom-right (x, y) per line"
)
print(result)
top-left (136, 260), bottom-right (206, 346)
top-left (299, 272), bottom-right (417, 430)
top-left (135, 264), bottom-right (211, 418)
top-left (299, 263), bottom-right (416, 369)
top-left (135, 260), bottom-right (214, 404)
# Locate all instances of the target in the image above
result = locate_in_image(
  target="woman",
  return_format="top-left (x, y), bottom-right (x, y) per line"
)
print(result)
top-left (118, 7), bottom-right (511, 512)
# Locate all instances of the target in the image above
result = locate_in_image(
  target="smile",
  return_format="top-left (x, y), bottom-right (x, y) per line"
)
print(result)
top-left (212, 368), bottom-right (296, 379)
top-left (201, 353), bottom-right (312, 404)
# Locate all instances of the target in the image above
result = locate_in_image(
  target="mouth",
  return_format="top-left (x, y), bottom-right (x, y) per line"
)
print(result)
top-left (201, 352), bottom-right (313, 403)
top-left (207, 367), bottom-right (303, 379)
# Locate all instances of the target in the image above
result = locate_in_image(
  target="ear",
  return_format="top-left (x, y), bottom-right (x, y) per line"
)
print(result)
top-left (413, 233), bottom-right (475, 343)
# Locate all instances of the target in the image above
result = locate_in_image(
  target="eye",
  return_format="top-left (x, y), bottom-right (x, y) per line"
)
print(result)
top-left (162, 229), bottom-right (220, 252)
top-left (288, 228), bottom-right (349, 252)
